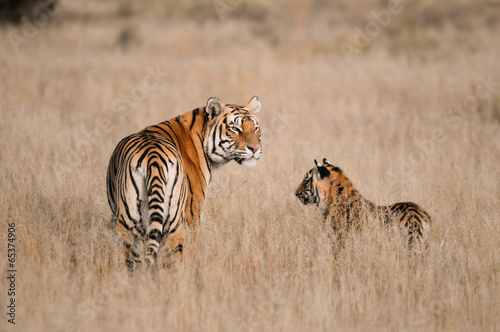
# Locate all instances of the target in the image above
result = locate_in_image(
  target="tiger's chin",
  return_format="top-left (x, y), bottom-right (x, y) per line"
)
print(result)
top-left (236, 157), bottom-right (259, 167)
top-left (296, 195), bottom-right (314, 206)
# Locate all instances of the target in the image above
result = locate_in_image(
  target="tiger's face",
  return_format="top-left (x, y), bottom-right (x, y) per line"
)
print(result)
top-left (295, 159), bottom-right (342, 205)
top-left (204, 96), bottom-right (262, 167)
top-left (295, 168), bottom-right (319, 205)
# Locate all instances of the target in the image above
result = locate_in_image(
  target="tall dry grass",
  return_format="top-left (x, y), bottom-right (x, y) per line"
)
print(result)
top-left (1, 0), bottom-right (499, 331)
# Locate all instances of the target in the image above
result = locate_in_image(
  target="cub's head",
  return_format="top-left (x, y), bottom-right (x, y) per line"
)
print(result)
top-left (204, 96), bottom-right (262, 167)
top-left (295, 158), bottom-right (343, 205)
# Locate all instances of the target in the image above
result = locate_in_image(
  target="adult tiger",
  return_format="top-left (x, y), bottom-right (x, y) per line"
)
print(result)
top-left (106, 96), bottom-right (262, 269)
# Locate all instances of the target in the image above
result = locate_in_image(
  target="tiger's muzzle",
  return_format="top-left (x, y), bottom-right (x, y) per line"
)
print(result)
top-left (235, 145), bottom-right (262, 166)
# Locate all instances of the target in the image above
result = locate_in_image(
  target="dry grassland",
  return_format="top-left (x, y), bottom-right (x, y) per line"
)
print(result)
top-left (1, 0), bottom-right (499, 331)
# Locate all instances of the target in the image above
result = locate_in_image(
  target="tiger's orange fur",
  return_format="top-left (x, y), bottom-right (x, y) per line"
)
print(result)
top-left (295, 159), bottom-right (431, 248)
top-left (107, 96), bottom-right (262, 269)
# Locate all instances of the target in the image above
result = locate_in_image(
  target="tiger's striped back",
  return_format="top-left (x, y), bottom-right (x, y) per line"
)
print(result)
top-left (295, 158), bottom-right (431, 248)
top-left (107, 96), bottom-right (262, 269)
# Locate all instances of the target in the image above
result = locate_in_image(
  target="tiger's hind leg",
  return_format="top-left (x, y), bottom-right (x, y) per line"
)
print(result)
top-left (115, 218), bottom-right (145, 271)
top-left (404, 209), bottom-right (431, 255)
top-left (390, 202), bottom-right (430, 252)
top-left (159, 222), bottom-right (185, 270)
top-left (406, 215), bottom-right (423, 249)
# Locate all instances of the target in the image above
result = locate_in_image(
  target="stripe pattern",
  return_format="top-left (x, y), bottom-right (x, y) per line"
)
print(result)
top-left (295, 158), bottom-right (431, 248)
top-left (107, 96), bottom-right (262, 268)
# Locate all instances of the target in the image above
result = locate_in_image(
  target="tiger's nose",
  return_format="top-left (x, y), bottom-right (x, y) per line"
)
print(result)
top-left (248, 145), bottom-right (260, 153)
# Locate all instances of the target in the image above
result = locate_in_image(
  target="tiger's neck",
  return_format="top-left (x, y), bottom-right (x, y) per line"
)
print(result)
top-left (323, 178), bottom-right (377, 225)
top-left (176, 108), bottom-right (214, 183)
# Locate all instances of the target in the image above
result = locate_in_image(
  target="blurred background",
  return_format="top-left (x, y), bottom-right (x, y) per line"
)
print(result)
top-left (2, 0), bottom-right (499, 56)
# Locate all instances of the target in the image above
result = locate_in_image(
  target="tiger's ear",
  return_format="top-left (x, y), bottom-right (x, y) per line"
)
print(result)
top-left (323, 158), bottom-right (334, 167)
top-left (206, 97), bottom-right (225, 119)
top-left (245, 96), bottom-right (261, 114)
top-left (314, 159), bottom-right (330, 180)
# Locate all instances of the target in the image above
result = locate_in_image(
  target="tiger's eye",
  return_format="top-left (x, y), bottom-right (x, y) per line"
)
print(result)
top-left (229, 127), bottom-right (241, 134)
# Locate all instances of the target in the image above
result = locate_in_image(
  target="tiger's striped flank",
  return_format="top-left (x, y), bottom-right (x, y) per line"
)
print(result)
top-left (107, 96), bottom-right (262, 269)
top-left (295, 158), bottom-right (431, 249)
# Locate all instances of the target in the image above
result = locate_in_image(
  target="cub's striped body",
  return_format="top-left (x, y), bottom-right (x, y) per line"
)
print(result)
top-left (295, 159), bottom-right (431, 248)
top-left (107, 97), bottom-right (262, 268)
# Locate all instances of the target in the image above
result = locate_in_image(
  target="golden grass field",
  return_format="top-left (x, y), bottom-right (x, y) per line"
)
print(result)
top-left (1, 0), bottom-right (500, 331)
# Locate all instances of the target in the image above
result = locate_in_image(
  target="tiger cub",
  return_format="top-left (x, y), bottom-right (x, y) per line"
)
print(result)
top-left (295, 158), bottom-right (431, 248)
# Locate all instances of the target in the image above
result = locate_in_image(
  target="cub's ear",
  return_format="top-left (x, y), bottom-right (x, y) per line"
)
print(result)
top-left (323, 158), bottom-right (334, 166)
top-left (314, 159), bottom-right (330, 179)
top-left (206, 97), bottom-right (225, 119)
top-left (245, 96), bottom-right (261, 114)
